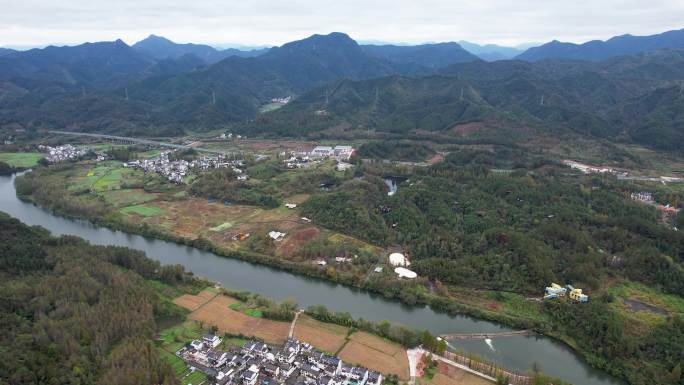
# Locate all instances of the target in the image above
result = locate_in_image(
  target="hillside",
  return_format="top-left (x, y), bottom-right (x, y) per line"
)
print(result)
top-left (0, 211), bottom-right (205, 385)
top-left (0, 40), bottom-right (157, 89)
top-left (0, 32), bottom-right (399, 134)
top-left (362, 42), bottom-right (480, 69)
top-left (243, 49), bottom-right (684, 153)
top-left (517, 27), bottom-right (684, 61)
top-left (1, 33), bottom-right (683, 154)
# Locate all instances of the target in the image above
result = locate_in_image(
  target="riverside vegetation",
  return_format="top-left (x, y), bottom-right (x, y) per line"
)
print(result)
top-left (0, 211), bottom-right (570, 385)
top-left (11, 143), bottom-right (684, 385)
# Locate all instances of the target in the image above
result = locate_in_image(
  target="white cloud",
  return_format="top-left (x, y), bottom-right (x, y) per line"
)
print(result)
top-left (0, 0), bottom-right (682, 47)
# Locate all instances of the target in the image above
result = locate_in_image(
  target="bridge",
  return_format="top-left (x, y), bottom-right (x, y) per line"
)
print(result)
top-left (48, 130), bottom-right (242, 157)
top-left (439, 330), bottom-right (533, 340)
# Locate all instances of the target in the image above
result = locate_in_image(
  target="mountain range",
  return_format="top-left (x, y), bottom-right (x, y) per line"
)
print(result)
top-left (457, 41), bottom-right (526, 61)
top-left (1, 28), bottom-right (684, 153)
top-left (131, 34), bottom-right (268, 64)
top-left (517, 28), bottom-right (684, 61)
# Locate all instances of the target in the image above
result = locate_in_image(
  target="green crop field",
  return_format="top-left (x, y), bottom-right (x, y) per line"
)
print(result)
top-left (0, 152), bottom-right (43, 168)
top-left (101, 189), bottom-right (158, 208)
top-left (120, 204), bottom-right (166, 217)
top-left (183, 369), bottom-right (207, 384)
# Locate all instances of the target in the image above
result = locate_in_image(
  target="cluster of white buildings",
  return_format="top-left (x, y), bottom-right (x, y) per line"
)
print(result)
top-left (177, 336), bottom-right (383, 385)
top-left (283, 145), bottom-right (355, 169)
top-left (388, 253), bottom-right (417, 279)
top-left (631, 192), bottom-right (654, 202)
top-left (40, 144), bottom-right (87, 163)
top-left (563, 160), bottom-right (627, 176)
top-left (124, 150), bottom-right (244, 184)
top-left (271, 96), bottom-right (292, 104)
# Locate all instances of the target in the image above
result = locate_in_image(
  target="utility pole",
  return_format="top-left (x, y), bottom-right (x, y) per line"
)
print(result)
top-left (373, 86), bottom-right (379, 109)
top-left (540, 95), bottom-right (545, 106)
top-left (325, 89), bottom-right (329, 106)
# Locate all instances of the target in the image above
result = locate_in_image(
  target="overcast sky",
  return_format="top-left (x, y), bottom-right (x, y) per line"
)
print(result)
top-left (1, 0), bottom-right (683, 48)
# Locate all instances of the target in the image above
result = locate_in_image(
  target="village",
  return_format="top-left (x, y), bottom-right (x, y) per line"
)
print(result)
top-left (123, 151), bottom-right (247, 184)
top-left (39, 144), bottom-right (88, 163)
top-left (283, 145), bottom-right (355, 169)
top-left (177, 335), bottom-right (383, 385)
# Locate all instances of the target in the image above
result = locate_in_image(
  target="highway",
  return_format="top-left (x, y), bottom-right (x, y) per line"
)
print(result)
top-left (48, 130), bottom-right (241, 157)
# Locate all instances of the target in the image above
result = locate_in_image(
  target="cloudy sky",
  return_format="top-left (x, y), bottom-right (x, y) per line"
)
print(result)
top-left (1, 0), bottom-right (683, 48)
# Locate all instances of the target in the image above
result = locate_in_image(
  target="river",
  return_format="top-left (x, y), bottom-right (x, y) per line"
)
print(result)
top-left (0, 173), bottom-right (622, 385)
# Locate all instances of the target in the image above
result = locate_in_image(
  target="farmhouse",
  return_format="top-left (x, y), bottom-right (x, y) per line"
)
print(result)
top-left (311, 146), bottom-right (334, 158)
top-left (269, 231), bottom-right (287, 242)
top-left (204, 333), bottom-right (222, 348)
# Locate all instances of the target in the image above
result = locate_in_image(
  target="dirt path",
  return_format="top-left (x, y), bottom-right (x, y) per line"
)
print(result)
top-left (407, 348), bottom-right (419, 385)
top-left (288, 310), bottom-right (303, 338)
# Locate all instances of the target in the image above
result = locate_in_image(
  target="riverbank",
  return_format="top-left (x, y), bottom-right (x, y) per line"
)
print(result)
top-left (169, 287), bottom-right (541, 384)
top-left (3, 171), bottom-right (634, 385)
top-left (15, 180), bottom-right (551, 331)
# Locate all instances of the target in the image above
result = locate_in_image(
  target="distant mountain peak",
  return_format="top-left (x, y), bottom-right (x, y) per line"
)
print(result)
top-left (517, 27), bottom-right (684, 61)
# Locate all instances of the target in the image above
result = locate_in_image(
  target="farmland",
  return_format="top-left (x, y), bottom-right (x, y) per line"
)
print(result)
top-left (338, 332), bottom-right (410, 380)
top-left (0, 152), bottom-right (43, 168)
top-left (417, 362), bottom-right (493, 385)
top-left (17, 157), bottom-right (384, 268)
top-left (293, 314), bottom-right (349, 354)
top-left (175, 289), bottom-right (291, 344)
top-left (173, 289), bottom-right (412, 380)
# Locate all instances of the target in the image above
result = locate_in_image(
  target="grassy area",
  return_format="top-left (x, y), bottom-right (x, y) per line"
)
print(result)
top-left (0, 152), bottom-right (43, 168)
top-left (210, 222), bottom-right (233, 232)
top-left (159, 321), bottom-right (204, 354)
top-left (228, 302), bottom-right (263, 318)
top-left (259, 103), bottom-right (285, 113)
top-left (183, 369), bottom-right (208, 384)
top-left (220, 337), bottom-right (249, 350)
top-left (120, 204), bottom-right (167, 217)
top-left (609, 281), bottom-right (684, 330)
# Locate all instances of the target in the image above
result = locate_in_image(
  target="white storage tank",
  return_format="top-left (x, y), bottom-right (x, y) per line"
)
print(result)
top-left (394, 267), bottom-right (417, 279)
top-left (389, 252), bottom-right (409, 267)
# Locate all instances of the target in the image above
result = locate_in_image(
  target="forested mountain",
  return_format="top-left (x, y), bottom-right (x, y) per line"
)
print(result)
top-left (517, 27), bottom-right (684, 61)
top-left (0, 32), bottom-right (399, 134)
top-left (361, 42), bottom-right (480, 69)
top-left (0, 48), bottom-right (16, 57)
top-left (244, 49), bottom-right (684, 153)
top-left (0, 211), bottom-right (199, 384)
top-left (0, 40), bottom-right (156, 88)
top-left (132, 34), bottom-right (268, 64)
top-left (1, 31), bottom-right (683, 154)
top-left (458, 41), bottom-right (524, 61)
